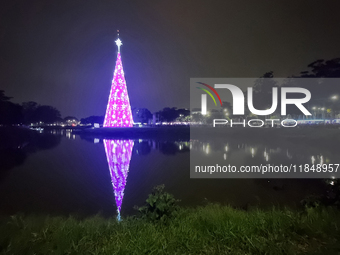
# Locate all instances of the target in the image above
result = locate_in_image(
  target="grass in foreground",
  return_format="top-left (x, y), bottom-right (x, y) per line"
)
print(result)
top-left (0, 205), bottom-right (339, 255)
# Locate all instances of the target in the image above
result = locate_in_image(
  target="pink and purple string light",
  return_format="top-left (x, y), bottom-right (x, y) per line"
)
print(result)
top-left (103, 139), bottom-right (134, 220)
top-left (103, 38), bottom-right (133, 127)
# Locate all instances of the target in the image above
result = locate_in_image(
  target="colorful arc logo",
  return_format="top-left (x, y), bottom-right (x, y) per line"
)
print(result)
top-left (196, 82), bottom-right (222, 115)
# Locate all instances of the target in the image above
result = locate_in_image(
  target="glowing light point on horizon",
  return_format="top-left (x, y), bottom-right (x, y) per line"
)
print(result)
top-left (104, 36), bottom-right (134, 127)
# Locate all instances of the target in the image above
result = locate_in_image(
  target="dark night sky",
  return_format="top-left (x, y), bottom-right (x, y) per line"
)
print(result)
top-left (1, 0), bottom-right (340, 118)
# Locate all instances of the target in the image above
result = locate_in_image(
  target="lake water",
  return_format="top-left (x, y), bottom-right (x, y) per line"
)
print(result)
top-left (0, 128), bottom-right (327, 218)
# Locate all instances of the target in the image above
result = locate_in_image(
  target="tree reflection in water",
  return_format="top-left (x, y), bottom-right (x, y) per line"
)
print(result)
top-left (0, 127), bottom-right (61, 181)
top-left (103, 139), bottom-right (134, 221)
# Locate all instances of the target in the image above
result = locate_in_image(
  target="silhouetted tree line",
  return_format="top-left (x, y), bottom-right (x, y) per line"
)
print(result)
top-left (0, 91), bottom-right (62, 125)
top-left (156, 107), bottom-right (190, 122)
top-left (131, 108), bottom-right (152, 123)
top-left (0, 91), bottom-right (23, 125)
top-left (299, 58), bottom-right (340, 78)
top-left (80, 115), bottom-right (104, 125)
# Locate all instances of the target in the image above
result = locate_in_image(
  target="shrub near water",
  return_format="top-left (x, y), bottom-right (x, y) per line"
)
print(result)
top-left (135, 184), bottom-right (179, 222)
top-left (0, 190), bottom-right (340, 254)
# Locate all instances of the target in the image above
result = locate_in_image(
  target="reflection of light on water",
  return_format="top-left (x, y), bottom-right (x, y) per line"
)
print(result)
top-left (286, 150), bottom-right (292, 159)
top-left (72, 134), bottom-right (76, 140)
top-left (205, 144), bottom-right (210, 154)
top-left (103, 139), bottom-right (134, 220)
top-left (264, 149), bottom-right (269, 161)
top-left (191, 140), bottom-right (334, 169)
top-left (311, 156), bottom-right (315, 164)
top-left (117, 212), bottom-right (122, 221)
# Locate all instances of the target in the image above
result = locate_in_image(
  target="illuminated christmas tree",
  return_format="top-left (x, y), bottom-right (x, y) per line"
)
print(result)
top-left (103, 36), bottom-right (134, 127)
top-left (103, 139), bottom-right (134, 220)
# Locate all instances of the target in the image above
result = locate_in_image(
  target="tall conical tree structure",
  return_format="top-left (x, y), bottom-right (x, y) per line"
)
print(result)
top-left (103, 36), bottom-right (134, 127)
